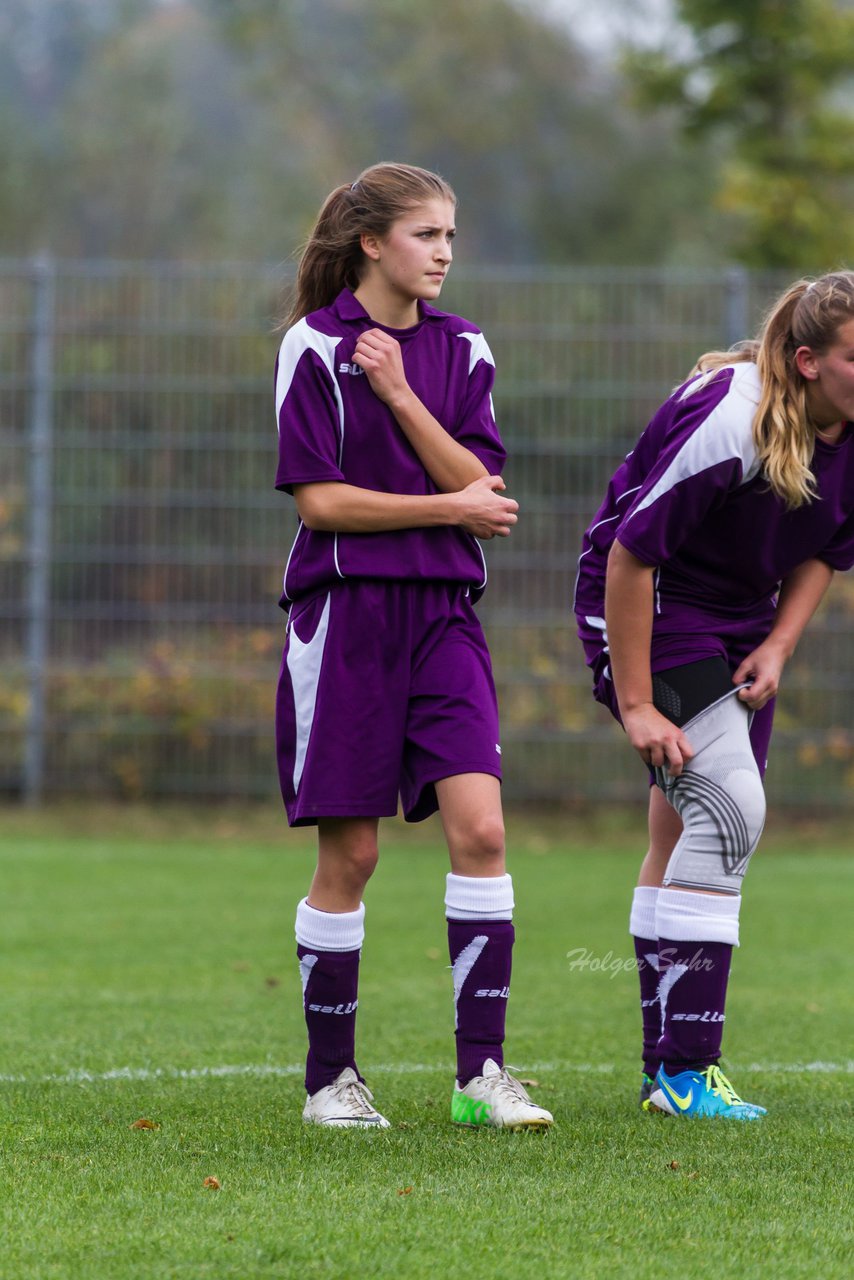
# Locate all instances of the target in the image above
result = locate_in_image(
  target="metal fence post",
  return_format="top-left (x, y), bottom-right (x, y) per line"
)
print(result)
top-left (23, 252), bottom-right (55, 805)
top-left (724, 264), bottom-right (749, 348)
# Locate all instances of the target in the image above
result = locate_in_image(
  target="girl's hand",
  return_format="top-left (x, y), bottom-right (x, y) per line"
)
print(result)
top-left (453, 475), bottom-right (519, 539)
top-left (622, 702), bottom-right (694, 776)
top-left (353, 330), bottom-right (410, 406)
top-left (732, 641), bottom-right (787, 709)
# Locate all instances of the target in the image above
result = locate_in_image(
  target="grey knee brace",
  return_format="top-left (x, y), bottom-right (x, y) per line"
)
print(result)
top-left (657, 690), bottom-right (766, 896)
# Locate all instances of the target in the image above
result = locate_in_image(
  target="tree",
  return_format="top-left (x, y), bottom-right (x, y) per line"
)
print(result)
top-left (625, 0), bottom-right (854, 269)
top-left (0, 0), bottom-right (723, 263)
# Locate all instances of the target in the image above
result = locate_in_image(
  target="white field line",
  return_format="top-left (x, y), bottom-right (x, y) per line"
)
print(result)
top-left (0, 1060), bottom-right (851, 1086)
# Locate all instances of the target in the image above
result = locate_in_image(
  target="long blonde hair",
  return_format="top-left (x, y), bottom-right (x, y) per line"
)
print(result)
top-left (692, 270), bottom-right (854, 508)
top-left (282, 162), bottom-right (456, 330)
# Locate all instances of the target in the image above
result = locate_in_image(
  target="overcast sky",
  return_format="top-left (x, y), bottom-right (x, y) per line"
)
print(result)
top-left (520, 0), bottom-right (673, 52)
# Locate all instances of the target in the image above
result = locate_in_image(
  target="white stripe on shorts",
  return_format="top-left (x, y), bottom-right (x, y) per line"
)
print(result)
top-left (286, 593), bottom-right (331, 792)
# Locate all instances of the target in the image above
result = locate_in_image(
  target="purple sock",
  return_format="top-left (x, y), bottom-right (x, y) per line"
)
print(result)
top-left (448, 920), bottom-right (514, 1086)
top-left (633, 936), bottom-right (662, 1079)
top-left (656, 937), bottom-right (732, 1072)
top-left (295, 898), bottom-right (365, 1097)
top-left (630, 886), bottom-right (661, 1079)
top-left (297, 944), bottom-right (361, 1095)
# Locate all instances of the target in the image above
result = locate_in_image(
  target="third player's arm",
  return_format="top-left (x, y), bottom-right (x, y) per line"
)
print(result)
top-left (605, 540), bottom-right (693, 774)
top-left (733, 558), bottom-right (834, 709)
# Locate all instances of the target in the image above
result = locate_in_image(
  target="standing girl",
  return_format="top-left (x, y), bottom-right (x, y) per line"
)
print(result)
top-left (274, 162), bottom-right (553, 1130)
top-left (575, 271), bottom-right (854, 1118)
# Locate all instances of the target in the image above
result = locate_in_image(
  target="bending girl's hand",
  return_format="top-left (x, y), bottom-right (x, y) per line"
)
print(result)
top-left (732, 641), bottom-right (786, 710)
top-left (454, 475), bottom-right (519, 539)
top-left (353, 329), bottom-right (410, 405)
top-left (622, 703), bottom-right (694, 777)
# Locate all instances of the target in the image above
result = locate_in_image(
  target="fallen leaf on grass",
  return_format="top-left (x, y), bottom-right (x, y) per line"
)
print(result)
top-left (203, 1176), bottom-right (222, 1190)
top-left (397, 1187), bottom-right (413, 1196)
top-left (518, 1078), bottom-right (540, 1088)
top-left (668, 1160), bottom-right (680, 1170)
top-left (129, 1118), bottom-right (160, 1130)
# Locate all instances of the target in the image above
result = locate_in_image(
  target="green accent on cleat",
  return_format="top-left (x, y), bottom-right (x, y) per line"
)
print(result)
top-left (639, 1072), bottom-right (656, 1110)
top-left (450, 1090), bottom-right (493, 1127)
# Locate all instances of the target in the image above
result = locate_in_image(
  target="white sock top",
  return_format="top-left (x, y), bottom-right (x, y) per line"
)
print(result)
top-left (629, 885), bottom-right (659, 940)
top-left (655, 887), bottom-right (740, 947)
top-left (295, 898), bottom-right (365, 952)
top-left (445, 873), bottom-right (514, 921)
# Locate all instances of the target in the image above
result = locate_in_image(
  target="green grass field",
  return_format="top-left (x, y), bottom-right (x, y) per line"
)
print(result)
top-left (0, 805), bottom-right (850, 1280)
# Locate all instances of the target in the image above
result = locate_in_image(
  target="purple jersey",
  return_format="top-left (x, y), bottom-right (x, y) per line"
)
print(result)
top-left (575, 362), bottom-right (854, 660)
top-left (274, 288), bottom-right (506, 605)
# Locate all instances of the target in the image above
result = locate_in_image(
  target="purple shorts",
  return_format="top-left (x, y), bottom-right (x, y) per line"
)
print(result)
top-left (276, 581), bottom-right (502, 826)
top-left (581, 611), bottom-right (776, 779)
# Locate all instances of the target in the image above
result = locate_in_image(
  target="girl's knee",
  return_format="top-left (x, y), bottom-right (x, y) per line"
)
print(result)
top-left (334, 841), bottom-right (378, 890)
top-left (449, 812), bottom-right (506, 872)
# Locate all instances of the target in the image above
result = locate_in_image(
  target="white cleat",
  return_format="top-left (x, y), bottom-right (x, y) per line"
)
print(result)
top-left (302, 1067), bottom-right (390, 1128)
top-left (451, 1058), bottom-right (554, 1130)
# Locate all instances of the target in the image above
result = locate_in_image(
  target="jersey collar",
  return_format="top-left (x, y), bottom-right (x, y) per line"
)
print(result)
top-left (332, 288), bottom-right (446, 330)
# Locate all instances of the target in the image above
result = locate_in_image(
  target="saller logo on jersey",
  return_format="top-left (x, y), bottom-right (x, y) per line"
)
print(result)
top-left (474, 986), bottom-right (510, 999)
top-left (338, 362), bottom-right (365, 376)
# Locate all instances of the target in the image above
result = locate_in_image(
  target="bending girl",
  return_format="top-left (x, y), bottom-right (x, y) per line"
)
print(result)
top-left (575, 270), bottom-right (854, 1118)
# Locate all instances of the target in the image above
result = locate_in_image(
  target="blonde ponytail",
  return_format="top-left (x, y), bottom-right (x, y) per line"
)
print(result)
top-left (690, 271), bottom-right (854, 508)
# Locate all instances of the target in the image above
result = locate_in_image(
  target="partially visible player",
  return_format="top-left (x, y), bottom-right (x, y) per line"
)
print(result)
top-left (274, 162), bottom-right (552, 1130)
top-left (575, 270), bottom-right (854, 1118)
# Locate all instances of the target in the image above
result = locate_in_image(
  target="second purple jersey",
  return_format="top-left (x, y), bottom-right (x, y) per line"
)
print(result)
top-left (575, 362), bottom-right (854, 663)
top-left (274, 288), bottom-right (506, 606)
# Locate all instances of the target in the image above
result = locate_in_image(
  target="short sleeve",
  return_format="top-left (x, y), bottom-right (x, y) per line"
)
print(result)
top-left (817, 515), bottom-right (854, 571)
top-left (453, 331), bottom-right (507, 475)
top-left (616, 369), bottom-right (758, 566)
top-left (274, 321), bottom-right (345, 494)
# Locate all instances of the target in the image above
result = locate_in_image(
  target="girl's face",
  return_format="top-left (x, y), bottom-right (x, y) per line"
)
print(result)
top-left (798, 316), bottom-right (854, 429)
top-left (362, 198), bottom-right (456, 305)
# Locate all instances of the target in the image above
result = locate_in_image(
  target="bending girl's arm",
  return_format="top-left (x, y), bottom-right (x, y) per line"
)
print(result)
top-left (605, 540), bottom-right (694, 775)
top-left (293, 476), bottom-right (518, 539)
top-left (353, 328), bottom-right (489, 492)
top-left (733, 558), bottom-right (834, 709)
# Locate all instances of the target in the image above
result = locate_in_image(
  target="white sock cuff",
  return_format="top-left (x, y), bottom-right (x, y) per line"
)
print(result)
top-left (655, 888), bottom-right (740, 946)
top-left (629, 885), bottom-right (659, 940)
top-left (445, 873), bottom-right (514, 921)
top-left (295, 898), bottom-right (365, 952)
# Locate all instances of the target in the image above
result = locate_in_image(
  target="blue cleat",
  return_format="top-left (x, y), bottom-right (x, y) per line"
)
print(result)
top-left (648, 1063), bottom-right (767, 1120)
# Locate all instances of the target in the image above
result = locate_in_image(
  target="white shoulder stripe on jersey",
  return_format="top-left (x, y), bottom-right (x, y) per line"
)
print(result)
top-left (456, 329), bottom-right (495, 373)
top-left (275, 320), bottom-right (344, 463)
top-left (456, 330), bottom-right (498, 444)
top-left (627, 363), bottom-right (762, 523)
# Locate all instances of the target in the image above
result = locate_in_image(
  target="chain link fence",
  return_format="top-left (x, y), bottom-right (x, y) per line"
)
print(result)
top-left (3, 258), bottom-right (854, 810)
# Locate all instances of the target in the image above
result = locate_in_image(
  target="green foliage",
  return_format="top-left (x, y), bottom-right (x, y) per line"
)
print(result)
top-left (625, 0), bottom-right (854, 268)
top-left (0, 0), bottom-right (722, 264)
